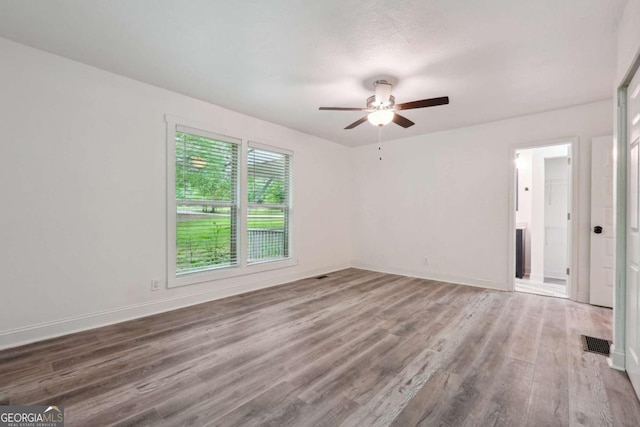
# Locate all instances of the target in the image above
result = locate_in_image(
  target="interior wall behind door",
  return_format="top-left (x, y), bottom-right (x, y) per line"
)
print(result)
top-left (522, 144), bottom-right (569, 283)
top-left (516, 150), bottom-right (533, 276)
top-left (544, 156), bottom-right (569, 279)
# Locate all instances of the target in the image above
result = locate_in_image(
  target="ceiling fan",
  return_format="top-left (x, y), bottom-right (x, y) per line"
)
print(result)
top-left (319, 80), bottom-right (449, 129)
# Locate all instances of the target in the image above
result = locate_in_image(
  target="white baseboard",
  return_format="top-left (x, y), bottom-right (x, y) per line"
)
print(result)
top-left (0, 263), bottom-right (350, 351)
top-left (529, 273), bottom-right (544, 282)
top-left (351, 262), bottom-right (507, 292)
top-left (544, 271), bottom-right (567, 280)
top-left (608, 345), bottom-right (626, 371)
top-left (577, 290), bottom-right (590, 304)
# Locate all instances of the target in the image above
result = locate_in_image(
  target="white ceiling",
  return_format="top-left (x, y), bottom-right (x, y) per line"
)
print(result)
top-left (0, 0), bottom-right (625, 147)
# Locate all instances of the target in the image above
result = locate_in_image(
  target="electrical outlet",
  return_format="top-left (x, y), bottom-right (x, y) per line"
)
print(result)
top-left (151, 278), bottom-right (162, 291)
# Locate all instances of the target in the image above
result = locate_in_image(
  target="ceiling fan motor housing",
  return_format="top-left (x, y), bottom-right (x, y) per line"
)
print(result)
top-left (367, 95), bottom-right (395, 110)
top-left (373, 80), bottom-right (393, 108)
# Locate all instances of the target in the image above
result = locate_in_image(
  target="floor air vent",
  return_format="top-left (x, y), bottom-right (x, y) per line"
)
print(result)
top-left (581, 335), bottom-right (611, 356)
top-left (316, 275), bottom-right (329, 279)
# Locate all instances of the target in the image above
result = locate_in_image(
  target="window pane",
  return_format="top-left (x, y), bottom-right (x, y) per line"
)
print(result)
top-left (248, 148), bottom-right (290, 204)
top-left (177, 205), bottom-right (237, 273)
top-left (175, 128), bottom-right (239, 276)
top-left (176, 131), bottom-right (238, 202)
top-left (248, 207), bottom-right (288, 263)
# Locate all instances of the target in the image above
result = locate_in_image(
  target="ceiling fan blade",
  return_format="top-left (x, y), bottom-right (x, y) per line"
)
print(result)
top-left (344, 116), bottom-right (368, 129)
top-left (392, 113), bottom-right (415, 128)
top-left (319, 107), bottom-right (368, 111)
top-left (396, 96), bottom-right (449, 111)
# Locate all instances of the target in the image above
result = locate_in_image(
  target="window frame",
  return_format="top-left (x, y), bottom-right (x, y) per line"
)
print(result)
top-left (173, 124), bottom-right (241, 276)
top-left (247, 141), bottom-right (294, 265)
top-left (166, 115), bottom-right (296, 288)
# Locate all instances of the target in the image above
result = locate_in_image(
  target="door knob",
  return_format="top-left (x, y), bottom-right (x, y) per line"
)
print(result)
top-left (594, 226), bottom-right (603, 234)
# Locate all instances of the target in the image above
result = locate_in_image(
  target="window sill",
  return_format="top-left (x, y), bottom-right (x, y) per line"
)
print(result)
top-left (168, 257), bottom-right (298, 288)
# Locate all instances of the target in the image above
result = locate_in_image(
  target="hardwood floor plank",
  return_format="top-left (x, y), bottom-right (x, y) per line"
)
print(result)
top-left (470, 357), bottom-right (535, 426)
top-left (526, 380), bottom-right (569, 427)
top-left (599, 361), bottom-right (640, 427)
top-left (295, 332), bottom-right (401, 404)
top-left (441, 291), bottom-right (512, 376)
top-left (507, 295), bottom-right (546, 364)
top-left (0, 269), bottom-right (636, 427)
top-left (264, 393), bottom-right (360, 427)
top-left (389, 369), bottom-right (460, 426)
top-left (111, 408), bottom-right (164, 427)
top-left (73, 293), bottom-right (394, 424)
top-left (525, 301), bottom-right (570, 426)
top-left (566, 305), bottom-right (614, 426)
top-left (342, 290), bottom-right (501, 426)
top-left (4, 272), bottom-right (396, 402)
top-left (207, 381), bottom-right (300, 427)
top-left (344, 288), bottom-right (481, 406)
top-left (155, 316), bottom-right (394, 424)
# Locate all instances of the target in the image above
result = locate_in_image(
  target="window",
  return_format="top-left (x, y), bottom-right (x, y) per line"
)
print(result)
top-left (167, 117), bottom-right (294, 287)
top-left (247, 144), bottom-right (292, 264)
top-left (174, 126), bottom-right (240, 275)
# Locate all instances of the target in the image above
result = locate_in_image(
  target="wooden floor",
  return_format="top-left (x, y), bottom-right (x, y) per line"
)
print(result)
top-left (1, 269), bottom-right (639, 426)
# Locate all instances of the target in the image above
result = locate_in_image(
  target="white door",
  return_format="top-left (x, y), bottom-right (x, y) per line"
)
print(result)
top-left (627, 69), bottom-right (640, 397)
top-left (590, 136), bottom-right (614, 307)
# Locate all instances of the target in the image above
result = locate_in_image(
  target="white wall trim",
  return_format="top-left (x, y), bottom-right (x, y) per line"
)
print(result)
top-left (608, 345), bottom-right (626, 371)
top-left (545, 272), bottom-right (567, 280)
top-left (611, 54), bottom-right (640, 374)
top-left (351, 262), bottom-right (507, 292)
top-left (0, 263), bottom-right (350, 351)
top-left (529, 273), bottom-right (545, 283)
top-left (577, 290), bottom-right (590, 304)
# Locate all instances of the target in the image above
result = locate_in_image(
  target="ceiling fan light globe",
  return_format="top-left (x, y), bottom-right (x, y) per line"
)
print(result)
top-left (367, 109), bottom-right (394, 126)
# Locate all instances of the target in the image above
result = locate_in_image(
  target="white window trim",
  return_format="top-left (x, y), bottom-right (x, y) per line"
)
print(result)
top-left (165, 115), bottom-right (297, 288)
top-left (247, 141), bottom-right (294, 266)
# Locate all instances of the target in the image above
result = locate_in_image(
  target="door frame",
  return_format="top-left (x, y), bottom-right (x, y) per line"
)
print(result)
top-left (611, 53), bottom-right (640, 371)
top-left (589, 135), bottom-right (615, 308)
top-left (507, 137), bottom-right (580, 301)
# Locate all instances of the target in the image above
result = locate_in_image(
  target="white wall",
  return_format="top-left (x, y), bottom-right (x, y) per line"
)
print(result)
top-left (0, 38), bottom-right (353, 349)
top-left (531, 145), bottom-right (569, 282)
top-left (543, 154), bottom-right (569, 279)
top-left (617, 0), bottom-right (640, 85)
top-left (352, 101), bottom-right (612, 298)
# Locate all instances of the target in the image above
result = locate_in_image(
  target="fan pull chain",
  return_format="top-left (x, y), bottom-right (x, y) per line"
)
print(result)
top-left (378, 125), bottom-right (383, 161)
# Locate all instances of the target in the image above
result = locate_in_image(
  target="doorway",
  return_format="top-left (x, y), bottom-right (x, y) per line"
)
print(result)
top-left (513, 143), bottom-right (572, 298)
